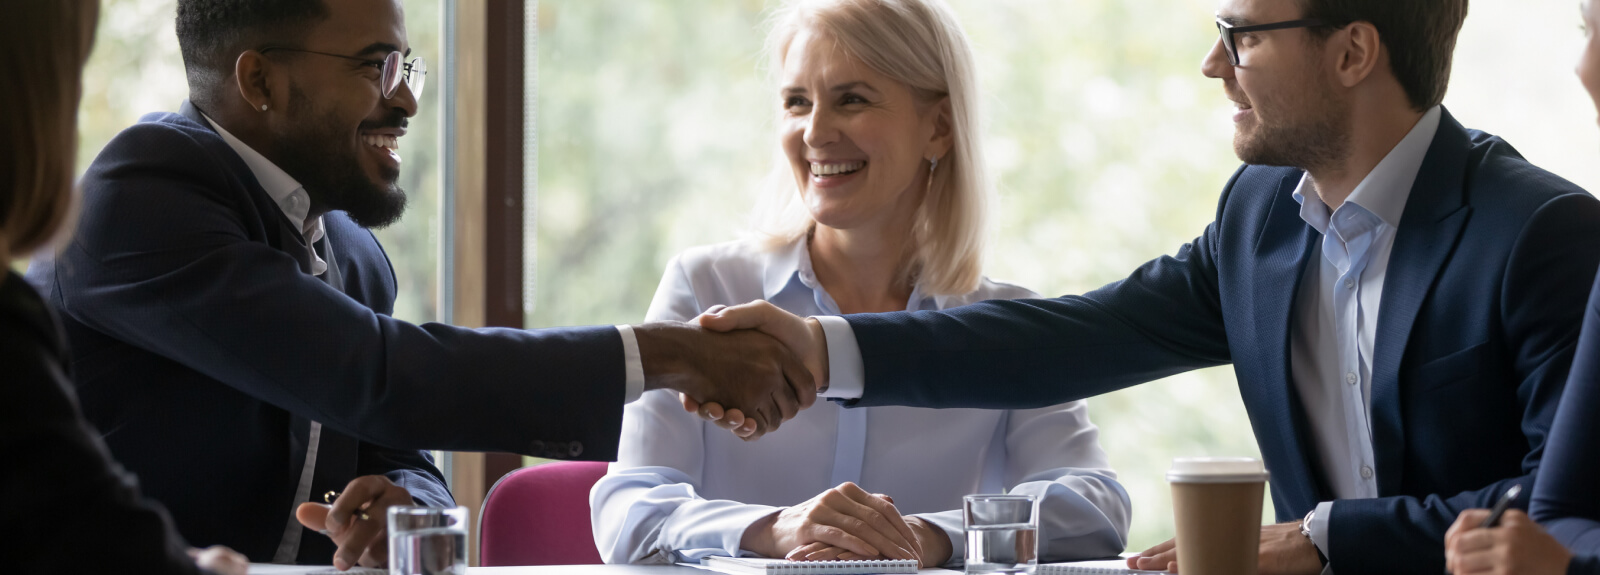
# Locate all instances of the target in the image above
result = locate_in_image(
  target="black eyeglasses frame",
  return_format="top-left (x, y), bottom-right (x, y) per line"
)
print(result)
top-left (1214, 17), bottom-right (1336, 66)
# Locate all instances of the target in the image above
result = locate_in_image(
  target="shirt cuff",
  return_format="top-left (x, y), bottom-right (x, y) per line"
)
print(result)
top-left (912, 511), bottom-right (967, 567)
top-left (615, 325), bottom-right (645, 404)
top-left (814, 316), bottom-right (865, 400)
top-left (1310, 501), bottom-right (1333, 560)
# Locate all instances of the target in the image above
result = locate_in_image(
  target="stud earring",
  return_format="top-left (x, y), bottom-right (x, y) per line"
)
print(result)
top-left (929, 155), bottom-right (940, 176)
top-left (260, 104), bottom-right (269, 112)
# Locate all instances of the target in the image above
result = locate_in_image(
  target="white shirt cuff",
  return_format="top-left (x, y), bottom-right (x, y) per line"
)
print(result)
top-left (615, 325), bottom-right (645, 404)
top-left (1311, 501), bottom-right (1333, 560)
top-left (814, 316), bottom-right (865, 400)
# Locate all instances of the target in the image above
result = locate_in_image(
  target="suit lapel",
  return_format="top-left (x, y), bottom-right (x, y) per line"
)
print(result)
top-left (1369, 109), bottom-right (1473, 495)
top-left (1253, 172), bottom-right (1326, 509)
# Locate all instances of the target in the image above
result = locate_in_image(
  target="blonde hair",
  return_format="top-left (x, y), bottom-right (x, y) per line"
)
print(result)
top-left (0, 0), bottom-right (98, 261)
top-left (753, 0), bottom-right (988, 296)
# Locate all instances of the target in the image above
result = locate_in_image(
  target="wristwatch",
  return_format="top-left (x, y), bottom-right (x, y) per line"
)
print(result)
top-left (1302, 509), bottom-right (1330, 567)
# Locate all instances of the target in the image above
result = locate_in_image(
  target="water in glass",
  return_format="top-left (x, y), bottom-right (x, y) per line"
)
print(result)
top-left (965, 522), bottom-right (1038, 574)
top-left (389, 527), bottom-right (465, 575)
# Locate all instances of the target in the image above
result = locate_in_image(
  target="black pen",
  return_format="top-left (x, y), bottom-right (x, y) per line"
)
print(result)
top-left (1480, 484), bottom-right (1523, 528)
top-left (1446, 485), bottom-right (1525, 575)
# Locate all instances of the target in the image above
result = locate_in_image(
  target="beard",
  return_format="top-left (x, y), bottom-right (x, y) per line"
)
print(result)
top-left (1232, 72), bottom-right (1351, 173)
top-left (272, 83), bottom-right (408, 229)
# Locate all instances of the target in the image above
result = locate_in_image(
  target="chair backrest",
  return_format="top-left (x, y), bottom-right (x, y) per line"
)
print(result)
top-left (478, 461), bottom-right (610, 566)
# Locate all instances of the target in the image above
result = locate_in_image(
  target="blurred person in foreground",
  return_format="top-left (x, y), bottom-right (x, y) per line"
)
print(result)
top-left (690, 0), bottom-right (1600, 573)
top-left (0, 1), bottom-right (245, 573)
top-left (24, 0), bottom-right (813, 569)
top-left (1444, 2), bottom-right (1600, 574)
top-left (589, 0), bottom-right (1130, 568)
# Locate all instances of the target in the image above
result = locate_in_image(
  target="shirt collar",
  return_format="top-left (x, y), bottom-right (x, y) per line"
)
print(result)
top-left (760, 235), bottom-right (934, 312)
top-left (200, 113), bottom-right (314, 235)
top-left (762, 236), bottom-right (812, 301)
top-left (1292, 105), bottom-right (1443, 232)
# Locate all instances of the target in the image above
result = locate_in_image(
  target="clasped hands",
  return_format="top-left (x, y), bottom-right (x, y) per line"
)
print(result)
top-left (635, 300), bottom-right (829, 440)
top-left (741, 482), bottom-right (951, 567)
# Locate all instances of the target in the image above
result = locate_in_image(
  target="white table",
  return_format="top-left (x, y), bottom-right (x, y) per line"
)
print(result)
top-left (248, 564), bottom-right (961, 574)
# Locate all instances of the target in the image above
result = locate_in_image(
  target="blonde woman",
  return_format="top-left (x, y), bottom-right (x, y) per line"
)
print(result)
top-left (0, 1), bottom-right (244, 573)
top-left (591, 0), bottom-right (1130, 567)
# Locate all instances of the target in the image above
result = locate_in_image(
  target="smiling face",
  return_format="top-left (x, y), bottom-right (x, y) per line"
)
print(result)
top-left (1582, 1), bottom-right (1600, 126)
top-left (778, 27), bottom-right (946, 232)
top-left (1202, 0), bottom-right (1351, 170)
top-left (270, 0), bottom-right (415, 229)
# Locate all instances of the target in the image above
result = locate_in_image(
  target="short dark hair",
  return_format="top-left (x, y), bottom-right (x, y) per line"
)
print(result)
top-left (175, 0), bottom-right (329, 109)
top-left (1302, 0), bottom-right (1469, 111)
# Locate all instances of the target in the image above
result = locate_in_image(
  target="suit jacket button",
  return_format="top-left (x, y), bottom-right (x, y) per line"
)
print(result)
top-left (568, 441), bottom-right (583, 457)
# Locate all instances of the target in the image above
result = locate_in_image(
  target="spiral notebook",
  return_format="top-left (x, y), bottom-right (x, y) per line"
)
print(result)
top-left (1036, 558), bottom-right (1173, 574)
top-left (696, 556), bottom-right (919, 574)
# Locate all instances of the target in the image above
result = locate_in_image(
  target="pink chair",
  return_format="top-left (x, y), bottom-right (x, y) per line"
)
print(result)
top-left (479, 461), bottom-right (610, 566)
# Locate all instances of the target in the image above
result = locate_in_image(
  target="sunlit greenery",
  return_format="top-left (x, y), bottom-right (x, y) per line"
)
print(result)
top-left (77, 0), bottom-right (1600, 553)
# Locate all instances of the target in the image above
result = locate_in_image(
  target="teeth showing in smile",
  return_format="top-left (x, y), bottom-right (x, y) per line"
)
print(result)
top-left (810, 161), bottom-right (866, 177)
top-left (362, 134), bottom-right (400, 151)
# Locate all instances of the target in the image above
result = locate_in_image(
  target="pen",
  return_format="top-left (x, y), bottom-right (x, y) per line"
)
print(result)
top-left (1480, 484), bottom-right (1522, 528)
top-left (1445, 485), bottom-right (1525, 575)
top-left (324, 490), bottom-right (372, 522)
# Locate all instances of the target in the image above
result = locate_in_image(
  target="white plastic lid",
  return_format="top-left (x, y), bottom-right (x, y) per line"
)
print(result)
top-left (1166, 457), bottom-right (1271, 483)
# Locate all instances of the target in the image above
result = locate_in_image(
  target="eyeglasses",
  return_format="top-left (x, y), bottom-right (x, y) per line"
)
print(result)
top-left (1214, 17), bottom-right (1331, 66)
top-left (260, 47), bottom-right (427, 100)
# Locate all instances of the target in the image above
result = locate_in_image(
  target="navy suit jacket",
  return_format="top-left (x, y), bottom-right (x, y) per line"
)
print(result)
top-left (841, 109), bottom-right (1600, 574)
top-left (1530, 270), bottom-right (1600, 574)
top-left (27, 102), bottom-right (626, 563)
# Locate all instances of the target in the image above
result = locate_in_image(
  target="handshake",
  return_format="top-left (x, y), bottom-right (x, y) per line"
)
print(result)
top-left (635, 301), bottom-right (827, 440)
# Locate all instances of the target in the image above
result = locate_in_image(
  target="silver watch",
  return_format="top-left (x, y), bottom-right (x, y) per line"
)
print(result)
top-left (1302, 508), bottom-right (1329, 566)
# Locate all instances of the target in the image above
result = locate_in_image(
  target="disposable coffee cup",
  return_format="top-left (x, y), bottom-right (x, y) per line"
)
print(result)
top-left (1168, 457), bottom-right (1270, 575)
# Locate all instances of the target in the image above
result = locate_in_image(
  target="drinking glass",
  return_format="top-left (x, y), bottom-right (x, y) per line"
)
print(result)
top-left (387, 505), bottom-right (467, 575)
top-left (963, 494), bottom-right (1039, 574)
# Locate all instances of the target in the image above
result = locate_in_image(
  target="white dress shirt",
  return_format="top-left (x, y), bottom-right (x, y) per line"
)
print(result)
top-left (202, 114), bottom-right (327, 276)
top-left (591, 238), bottom-right (1131, 566)
top-left (817, 107), bottom-right (1444, 564)
top-left (1294, 106), bottom-right (1440, 557)
top-left (201, 113), bottom-right (647, 403)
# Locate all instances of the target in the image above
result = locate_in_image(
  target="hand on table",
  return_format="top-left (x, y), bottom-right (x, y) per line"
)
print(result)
top-left (1128, 521), bottom-right (1322, 575)
top-left (783, 500), bottom-right (953, 569)
top-left (295, 475), bottom-right (414, 571)
top-left (634, 314), bottom-right (817, 440)
top-left (678, 301), bottom-right (829, 440)
top-left (740, 483), bottom-right (925, 565)
top-left (1445, 509), bottom-right (1571, 575)
top-left (188, 545), bottom-right (248, 575)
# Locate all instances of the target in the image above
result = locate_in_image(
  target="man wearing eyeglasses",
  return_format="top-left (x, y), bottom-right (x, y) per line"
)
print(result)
top-left (688, 0), bottom-right (1600, 573)
top-left (24, 0), bottom-right (815, 570)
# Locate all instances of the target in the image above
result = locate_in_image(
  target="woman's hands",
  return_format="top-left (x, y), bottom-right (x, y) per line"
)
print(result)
top-left (785, 513), bottom-right (954, 568)
top-left (188, 545), bottom-right (248, 575)
top-left (740, 483), bottom-right (924, 563)
top-left (1445, 509), bottom-right (1571, 575)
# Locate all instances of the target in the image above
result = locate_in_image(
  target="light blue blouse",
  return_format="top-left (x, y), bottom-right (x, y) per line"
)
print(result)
top-left (590, 238), bottom-right (1131, 566)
